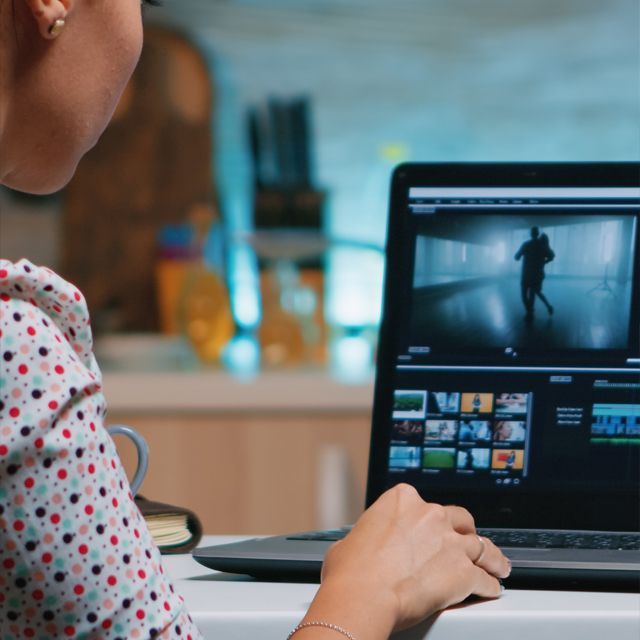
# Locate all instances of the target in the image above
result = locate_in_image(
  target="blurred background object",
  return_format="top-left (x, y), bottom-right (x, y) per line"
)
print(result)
top-left (60, 26), bottom-right (217, 334)
top-left (246, 95), bottom-right (328, 367)
top-left (178, 203), bottom-right (235, 364)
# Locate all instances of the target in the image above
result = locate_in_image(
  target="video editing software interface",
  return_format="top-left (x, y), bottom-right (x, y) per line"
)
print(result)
top-left (385, 186), bottom-right (640, 493)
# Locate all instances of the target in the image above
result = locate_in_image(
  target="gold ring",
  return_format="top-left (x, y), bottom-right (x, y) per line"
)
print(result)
top-left (473, 535), bottom-right (486, 564)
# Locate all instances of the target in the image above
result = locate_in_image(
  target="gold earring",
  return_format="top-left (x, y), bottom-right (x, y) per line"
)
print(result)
top-left (48, 18), bottom-right (66, 37)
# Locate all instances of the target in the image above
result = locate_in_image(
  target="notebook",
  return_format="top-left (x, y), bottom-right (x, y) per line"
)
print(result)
top-left (194, 162), bottom-right (640, 589)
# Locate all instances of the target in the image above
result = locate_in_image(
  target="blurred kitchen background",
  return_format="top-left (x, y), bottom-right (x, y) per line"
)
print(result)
top-left (1, 0), bottom-right (639, 534)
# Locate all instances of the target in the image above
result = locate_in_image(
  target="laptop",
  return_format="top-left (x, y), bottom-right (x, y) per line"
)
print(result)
top-left (194, 162), bottom-right (640, 589)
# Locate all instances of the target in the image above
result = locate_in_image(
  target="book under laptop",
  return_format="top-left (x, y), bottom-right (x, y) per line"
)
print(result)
top-left (194, 162), bottom-right (640, 589)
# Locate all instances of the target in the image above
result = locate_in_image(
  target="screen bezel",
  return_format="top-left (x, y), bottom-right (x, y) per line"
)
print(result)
top-left (366, 162), bottom-right (640, 531)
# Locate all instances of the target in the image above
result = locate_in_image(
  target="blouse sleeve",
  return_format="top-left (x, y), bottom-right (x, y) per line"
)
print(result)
top-left (0, 260), bottom-right (202, 640)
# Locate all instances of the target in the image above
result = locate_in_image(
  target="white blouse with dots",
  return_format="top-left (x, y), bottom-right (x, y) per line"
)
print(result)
top-left (0, 259), bottom-right (202, 640)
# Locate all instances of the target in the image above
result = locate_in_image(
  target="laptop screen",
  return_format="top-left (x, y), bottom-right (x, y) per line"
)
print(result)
top-left (368, 163), bottom-right (640, 531)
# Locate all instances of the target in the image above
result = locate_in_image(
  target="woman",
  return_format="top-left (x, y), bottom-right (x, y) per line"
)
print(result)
top-left (0, 2), bottom-right (510, 638)
top-left (494, 422), bottom-right (514, 442)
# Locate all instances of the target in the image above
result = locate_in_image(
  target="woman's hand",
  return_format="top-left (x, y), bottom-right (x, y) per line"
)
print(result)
top-left (298, 483), bottom-right (510, 639)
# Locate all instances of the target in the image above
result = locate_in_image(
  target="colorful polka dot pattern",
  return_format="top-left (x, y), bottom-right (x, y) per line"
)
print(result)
top-left (0, 260), bottom-right (202, 639)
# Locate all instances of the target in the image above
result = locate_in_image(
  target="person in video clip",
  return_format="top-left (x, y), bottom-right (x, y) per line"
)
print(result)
top-left (514, 226), bottom-right (555, 320)
top-left (392, 420), bottom-right (424, 445)
top-left (459, 450), bottom-right (473, 470)
top-left (494, 422), bottom-right (514, 442)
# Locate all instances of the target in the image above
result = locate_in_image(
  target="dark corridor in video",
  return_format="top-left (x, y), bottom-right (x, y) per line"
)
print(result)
top-left (410, 214), bottom-right (636, 351)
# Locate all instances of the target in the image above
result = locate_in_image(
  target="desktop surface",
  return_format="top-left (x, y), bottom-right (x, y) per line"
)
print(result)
top-left (165, 536), bottom-right (640, 640)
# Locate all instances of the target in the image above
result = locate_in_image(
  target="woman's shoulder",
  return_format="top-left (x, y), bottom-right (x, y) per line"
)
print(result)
top-left (1, 258), bottom-right (81, 298)
top-left (0, 259), bottom-right (97, 369)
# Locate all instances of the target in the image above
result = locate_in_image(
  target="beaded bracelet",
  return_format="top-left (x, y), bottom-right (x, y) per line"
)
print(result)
top-left (287, 620), bottom-right (357, 640)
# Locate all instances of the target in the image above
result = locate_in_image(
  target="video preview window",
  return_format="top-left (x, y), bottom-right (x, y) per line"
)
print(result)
top-left (392, 390), bottom-right (427, 419)
top-left (390, 420), bottom-right (424, 445)
top-left (389, 446), bottom-right (421, 469)
top-left (457, 448), bottom-right (491, 470)
top-left (410, 213), bottom-right (637, 354)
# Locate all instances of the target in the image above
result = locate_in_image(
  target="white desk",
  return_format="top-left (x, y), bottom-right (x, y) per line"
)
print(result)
top-left (164, 536), bottom-right (640, 640)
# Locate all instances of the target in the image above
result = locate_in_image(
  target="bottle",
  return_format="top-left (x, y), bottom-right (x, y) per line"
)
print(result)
top-left (179, 204), bottom-right (235, 364)
top-left (155, 223), bottom-right (194, 335)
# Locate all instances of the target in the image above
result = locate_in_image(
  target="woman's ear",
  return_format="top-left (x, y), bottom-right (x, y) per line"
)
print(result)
top-left (24, 0), bottom-right (73, 40)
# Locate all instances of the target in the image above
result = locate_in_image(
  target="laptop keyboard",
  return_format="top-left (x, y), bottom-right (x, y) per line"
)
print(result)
top-left (287, 527), bottom-right (640, 550)
top-left (477, 528), bottom-right (640, 551)
top-left (287, 527), bottom-right (352, 542)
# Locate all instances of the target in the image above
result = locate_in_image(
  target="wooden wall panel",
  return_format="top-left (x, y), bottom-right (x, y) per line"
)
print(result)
top-left (109, 412), bottom-right (371, 535)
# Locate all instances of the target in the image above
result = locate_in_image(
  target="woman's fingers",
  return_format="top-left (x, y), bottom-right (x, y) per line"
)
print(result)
top-left (459, 533), bottom-right (511, 579)
top-left (469, 564), bottom-right (504, 599)
top-left (441, 505), bottom-right (511, 579)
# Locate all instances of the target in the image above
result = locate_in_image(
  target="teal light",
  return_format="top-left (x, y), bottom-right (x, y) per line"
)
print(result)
top-left (227, 243), bottom-right (261, 329)
top-left (223, 333), bottom-right (261, 378)
top-left (326, 246), bottom-right (384, 328)
top-left (330, 331), bottom-right (374, 384)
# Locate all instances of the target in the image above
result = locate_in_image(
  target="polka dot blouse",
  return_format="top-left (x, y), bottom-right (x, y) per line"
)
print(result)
top-left (0, 260), bottom-right (202, 639)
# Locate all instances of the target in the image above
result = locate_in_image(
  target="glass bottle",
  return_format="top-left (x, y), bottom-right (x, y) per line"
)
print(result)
top-left (179, 204), bottom-right (235, 364)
